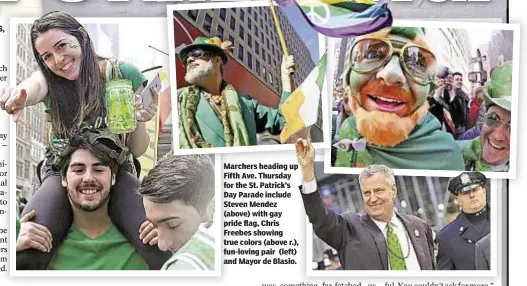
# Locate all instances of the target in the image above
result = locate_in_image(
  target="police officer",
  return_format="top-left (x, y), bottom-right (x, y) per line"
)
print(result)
top-left (436, 171), bottom-right (490, 270)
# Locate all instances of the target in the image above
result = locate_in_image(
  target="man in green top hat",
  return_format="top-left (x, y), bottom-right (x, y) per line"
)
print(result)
top-left (177, 36), bottom-right (296, 148)
top-left (457, 61), bottom-right (513, 172)
top-left (334, 27), bottom-right (464, 170)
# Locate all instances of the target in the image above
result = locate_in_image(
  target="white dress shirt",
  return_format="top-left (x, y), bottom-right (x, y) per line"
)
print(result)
top-left (299, 171), bottom-right (422, 270)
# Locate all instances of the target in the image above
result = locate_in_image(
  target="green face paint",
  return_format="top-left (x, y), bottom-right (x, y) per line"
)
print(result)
top-left (69, 40), bottom-right (79, 49)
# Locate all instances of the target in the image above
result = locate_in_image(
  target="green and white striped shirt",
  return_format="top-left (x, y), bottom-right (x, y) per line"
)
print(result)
top-left (162, 223), bottom-right (216, 270)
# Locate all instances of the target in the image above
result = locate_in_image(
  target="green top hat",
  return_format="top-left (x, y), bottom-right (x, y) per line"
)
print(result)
top-left (178, 36), bottom-right (232, 65)
top-left (485, 61), bottom-right (512, 112)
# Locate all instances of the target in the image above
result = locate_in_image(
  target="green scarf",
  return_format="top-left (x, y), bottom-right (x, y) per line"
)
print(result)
top-left (335, 113), bottom-right (465, 170)
top-left (178, 83), bottom-right (250, 148)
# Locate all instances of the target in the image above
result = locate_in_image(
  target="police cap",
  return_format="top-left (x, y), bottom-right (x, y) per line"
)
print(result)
top-left (447, 172), bottom-right (487, 195)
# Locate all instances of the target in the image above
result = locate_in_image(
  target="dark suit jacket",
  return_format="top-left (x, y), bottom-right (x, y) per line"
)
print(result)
top-left (301, 189), bottom-right (436, 270)
top-left (474, 233), bottom-right (490, 270)
top-left (436, 206), bottom-right (490, 270)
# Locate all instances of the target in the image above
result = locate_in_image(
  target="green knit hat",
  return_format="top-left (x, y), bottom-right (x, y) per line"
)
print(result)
top-left (178, 36), bottom-right (232, 64)
top-left (485, 61), bottom-right (512, 112)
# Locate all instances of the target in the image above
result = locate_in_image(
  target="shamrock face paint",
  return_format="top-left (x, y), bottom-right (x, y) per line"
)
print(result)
top-left (69, 40), bottom-right (79, 49)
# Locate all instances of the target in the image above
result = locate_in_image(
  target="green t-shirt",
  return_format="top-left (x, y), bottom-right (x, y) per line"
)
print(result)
top-left (48, 223), bottom-right (149, 270)
top-left (43, 60), bottom-right (147, 153)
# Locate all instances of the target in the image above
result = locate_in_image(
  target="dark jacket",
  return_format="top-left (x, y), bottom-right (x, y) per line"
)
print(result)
top-left (301, 189), bottom-right (436, 270)
top-left (436, 206), bottom-right (491, 270)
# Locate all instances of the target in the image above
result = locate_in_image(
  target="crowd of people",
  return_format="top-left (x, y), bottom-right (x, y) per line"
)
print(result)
top-left (331, 26), bottom-right (512, 172)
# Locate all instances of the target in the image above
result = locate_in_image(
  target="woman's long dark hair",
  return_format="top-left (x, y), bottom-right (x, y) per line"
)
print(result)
top-left (30, 11), bottom-right (105, 138)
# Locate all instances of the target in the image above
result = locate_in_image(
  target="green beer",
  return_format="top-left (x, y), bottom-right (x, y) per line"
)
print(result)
top-left (105, 79), bottom-right (137, 134)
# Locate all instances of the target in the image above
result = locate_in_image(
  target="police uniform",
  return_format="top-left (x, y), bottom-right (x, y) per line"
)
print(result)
top-left (436, 172), bottom-right (490, 270)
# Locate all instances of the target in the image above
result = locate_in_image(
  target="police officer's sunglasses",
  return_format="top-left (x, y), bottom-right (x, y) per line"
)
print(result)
top-left (350, 38), bottom-right (437, 86)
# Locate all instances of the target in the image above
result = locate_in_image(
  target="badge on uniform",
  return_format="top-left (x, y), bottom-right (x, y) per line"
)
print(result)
top-left (414, 230), bottom-right (420, 237)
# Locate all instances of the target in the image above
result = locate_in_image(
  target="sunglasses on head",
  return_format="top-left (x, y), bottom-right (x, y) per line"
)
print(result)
top-left (350, 37), bottom-right (436, 86)
top-left (485, 113), bottom-right (511, 131)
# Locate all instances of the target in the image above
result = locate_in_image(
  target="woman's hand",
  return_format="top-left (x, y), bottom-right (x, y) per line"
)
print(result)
top-left (0, 87), bottom-right (27, 122)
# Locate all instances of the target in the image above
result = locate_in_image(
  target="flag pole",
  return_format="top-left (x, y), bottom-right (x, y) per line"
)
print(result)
top-left (268, 0), bottom-right (289, 58)
top-left (269, 0), bottom-right (311, 144)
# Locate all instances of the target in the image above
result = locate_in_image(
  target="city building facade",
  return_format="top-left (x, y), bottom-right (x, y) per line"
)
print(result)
top-left (15, 24), bottom-right (47, 199)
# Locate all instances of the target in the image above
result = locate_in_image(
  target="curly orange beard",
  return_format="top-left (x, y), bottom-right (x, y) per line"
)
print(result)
top-left (350, 95), bottom-right (429, 147)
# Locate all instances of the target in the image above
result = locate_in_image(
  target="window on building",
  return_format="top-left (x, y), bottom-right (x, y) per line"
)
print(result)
top-left (238, 45), bottom-right (244, 61)
top-left (268, 73), bottom-right (273, 84)
top-left (263, 67), bottom-right (266, 76)
top-left (255, 26), bottom-right (259, 35)
top-left (247, 18), bottom-right (252, 30)
top-left (229, 35), bottom-right (235, 47)
top-left (255, 42), bottom-right (260, 55)
top-left (230, 16), bottom-right (236, 30)
top-left (188, 10), bottom-right (198, 21)
top-left (254, 12), bottom-right (258, 22)
top-left (272, 45), bottom-right (275, 56)
top-left (217, 25), bottom-right (224, 39)
top-left (260, 32), bottom-right (264, 41)
top-left (203, 14), bottom-right (213, 33)
top-left (248, 7), bottom-right (251, 14)
top-left (267, 40), bottom-right (270, 50)
top-left (239, 26), bottom-right (244, 39)
top-left (256, 60), bottom-right (260, 74)
top-left (248, 52), bottom-right (253, 69)
top-left (16, 162), bottom-right (22, 178)
top-left (240, 9), bottom-right (245, 21)
top-left (220, 8), bottom-right (226, 21)
top-left (265, 25), bottom-right (268, 35)
top-left (24, 163), bottom-right (29, 179)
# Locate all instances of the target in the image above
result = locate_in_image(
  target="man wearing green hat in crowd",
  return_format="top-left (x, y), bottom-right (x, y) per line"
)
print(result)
top-left (333, 27), bottom-right (464, 170)
top-left (457, 61), bottom-right (512, 172)
top-left (177, 36), bottom-right (296, 148)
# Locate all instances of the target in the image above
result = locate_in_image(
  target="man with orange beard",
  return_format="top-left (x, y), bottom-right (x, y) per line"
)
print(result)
top-left (334, 27), bottom-right (464, 170)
